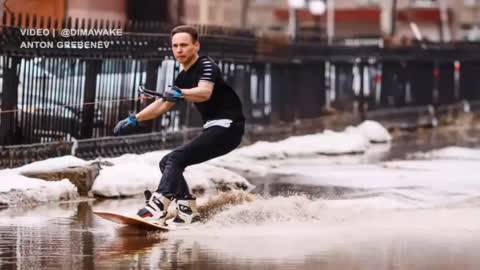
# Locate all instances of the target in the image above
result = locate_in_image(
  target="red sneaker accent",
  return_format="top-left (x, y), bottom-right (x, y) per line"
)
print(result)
top-left (141, 212), bottom-right (153, 218)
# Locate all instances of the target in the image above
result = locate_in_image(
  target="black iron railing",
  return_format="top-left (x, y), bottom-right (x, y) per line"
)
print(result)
top-left (1, 11), bottom-right (480, 166)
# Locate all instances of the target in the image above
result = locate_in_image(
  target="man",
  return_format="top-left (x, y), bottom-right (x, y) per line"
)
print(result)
top-left (113, 25), bottom-right (245, 225)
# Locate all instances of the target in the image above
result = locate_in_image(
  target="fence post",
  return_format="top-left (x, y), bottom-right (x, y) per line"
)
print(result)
top-left (459, 61), bottom-right (480, 101)
top-left (270, 62), bottom-right (292, 123)
top-left (0, 56), bottom-right (21, 145)
top-left (232, 63), bottom-right (252, 123)
top-left (381, 61), bottom-right (407, 108)
top-left (359, 62), bottom-right (366, 121)
top-left (332, 61), bottom-right (355, 112)
top-left (438, 61), bottom-right (454, 104)
top-left (408, 60), bottom-right (434, 105)
top-left (294, 60), bottom-right (326, 119)
top-left (81, 60), bottom-right (102, 139)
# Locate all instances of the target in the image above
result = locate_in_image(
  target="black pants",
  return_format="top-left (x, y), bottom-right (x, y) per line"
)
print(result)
top-left (157, 121), bottom-right (244, 199)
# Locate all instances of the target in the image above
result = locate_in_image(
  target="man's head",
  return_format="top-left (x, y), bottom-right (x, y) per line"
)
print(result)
top-left (171, 25), bottom-right (200, 65)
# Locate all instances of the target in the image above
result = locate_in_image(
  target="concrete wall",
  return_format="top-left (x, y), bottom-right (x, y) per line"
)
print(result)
top-left (3, 0), bottom-right (66, 19)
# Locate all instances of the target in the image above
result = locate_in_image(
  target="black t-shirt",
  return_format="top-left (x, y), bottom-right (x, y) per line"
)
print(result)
top-left (174, 56), bottom-right (245, 124)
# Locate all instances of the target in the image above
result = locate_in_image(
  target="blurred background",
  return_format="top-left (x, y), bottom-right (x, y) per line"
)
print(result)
top-left (1, 0), bottom-right (479, 167)
top-left (4, 0), bottom-right (480, 42)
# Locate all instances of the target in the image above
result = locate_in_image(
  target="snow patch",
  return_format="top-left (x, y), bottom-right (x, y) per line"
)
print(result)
top-left (12, 155), bottom-right (89, 174)
top-left (232, 120), bottom-right (389, 160)
top-left (353, 120), bottom-right (392, 143)
top-left (90, 157), bottom-right (253, 198)
top-left (0, 173), bottom-right (78, 206)
top-left (411, 146), bottom-right (480, 161)
top-left (90, 162), bottom-right (161, 197)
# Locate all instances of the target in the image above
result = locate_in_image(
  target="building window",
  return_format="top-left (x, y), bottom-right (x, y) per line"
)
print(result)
top-left (410, 0), bottom-right (437, 7)
top-left (254, 0), bottom-right (277, 6)
top-left (465, 0), bottom-right (480, 6)
top-left (359, 0), bottom-right (380, 6)
top-left (463, 25), bottom-right (480, 41)
top-left (208, 3), bottom-right (217, 23)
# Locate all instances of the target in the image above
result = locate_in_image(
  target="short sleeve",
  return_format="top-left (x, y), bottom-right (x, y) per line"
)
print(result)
top-left (198, 58), bottom-right (220, 85)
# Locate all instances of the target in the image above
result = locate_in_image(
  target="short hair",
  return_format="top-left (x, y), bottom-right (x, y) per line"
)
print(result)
top-left (171, 25), bottom-right (198, 43)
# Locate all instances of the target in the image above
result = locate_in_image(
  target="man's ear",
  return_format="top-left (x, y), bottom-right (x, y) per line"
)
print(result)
top-left (195, 41), bottom-right (200, 51)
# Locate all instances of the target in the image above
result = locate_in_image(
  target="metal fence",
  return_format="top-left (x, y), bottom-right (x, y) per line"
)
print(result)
top-left (0, 12), bottom-right (260, 146)
top-left (2, 11), bottom-right (480, 150)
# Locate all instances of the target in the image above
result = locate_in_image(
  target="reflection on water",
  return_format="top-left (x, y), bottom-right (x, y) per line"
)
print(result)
top-left (1, 126), bottom-right (480, 269)
top-left (0, 202), bottom-right (95, 269)
top-left (387, 125), bottom-right (480, 160)
top-left (1, 199), bottom-right (480, 269)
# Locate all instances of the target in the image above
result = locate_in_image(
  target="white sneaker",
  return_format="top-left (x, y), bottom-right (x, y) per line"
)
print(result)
top-left (136, 190), bottom-right (173, 224)
top-left (172, 199), bottom-right (201, 225)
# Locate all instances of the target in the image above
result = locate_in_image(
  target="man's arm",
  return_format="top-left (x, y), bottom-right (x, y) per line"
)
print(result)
top-left (136, 99), bottom-right (176, 121)
top-left (180, 81), bottom-right (214, 102)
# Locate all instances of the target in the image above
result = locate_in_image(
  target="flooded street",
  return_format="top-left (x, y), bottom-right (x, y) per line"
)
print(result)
top-left (1, 199), bottom-right (480, 270)
top-left (1, 125), bottom-right (480, 269)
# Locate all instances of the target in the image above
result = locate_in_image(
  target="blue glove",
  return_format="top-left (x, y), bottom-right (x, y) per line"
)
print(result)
top-left (163, 85), bottom-right (184, 103)
top-left (113, 114), bottom-right (139, 136)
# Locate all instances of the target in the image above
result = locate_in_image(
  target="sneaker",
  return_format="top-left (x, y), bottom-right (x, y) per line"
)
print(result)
top-left (172, 198), bottom-right (201, 225)
top-left (137, 190), bottom-right (173, 223)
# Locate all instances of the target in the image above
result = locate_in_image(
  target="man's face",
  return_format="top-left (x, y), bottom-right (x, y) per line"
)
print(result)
top-left (171, 32), bottom-right (199, 64)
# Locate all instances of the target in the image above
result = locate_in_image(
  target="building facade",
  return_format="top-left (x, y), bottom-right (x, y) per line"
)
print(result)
top-left (2, 0), bottom-right (480, 42)
top-left (182, 0), bottom-right (480, 42)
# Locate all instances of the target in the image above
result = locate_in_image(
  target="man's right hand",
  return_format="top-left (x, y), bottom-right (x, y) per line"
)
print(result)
top-left (163, 85), bottom-right (184, 103)
top-left (113, 114), bottom-right (139, 136)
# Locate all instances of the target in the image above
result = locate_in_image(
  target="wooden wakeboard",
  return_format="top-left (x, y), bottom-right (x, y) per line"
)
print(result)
top-left (94, 211), bottom-right (171, 232)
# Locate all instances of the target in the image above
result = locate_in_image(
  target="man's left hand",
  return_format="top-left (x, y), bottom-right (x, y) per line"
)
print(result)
top-left (113, 114), bottom-right (140, 136)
